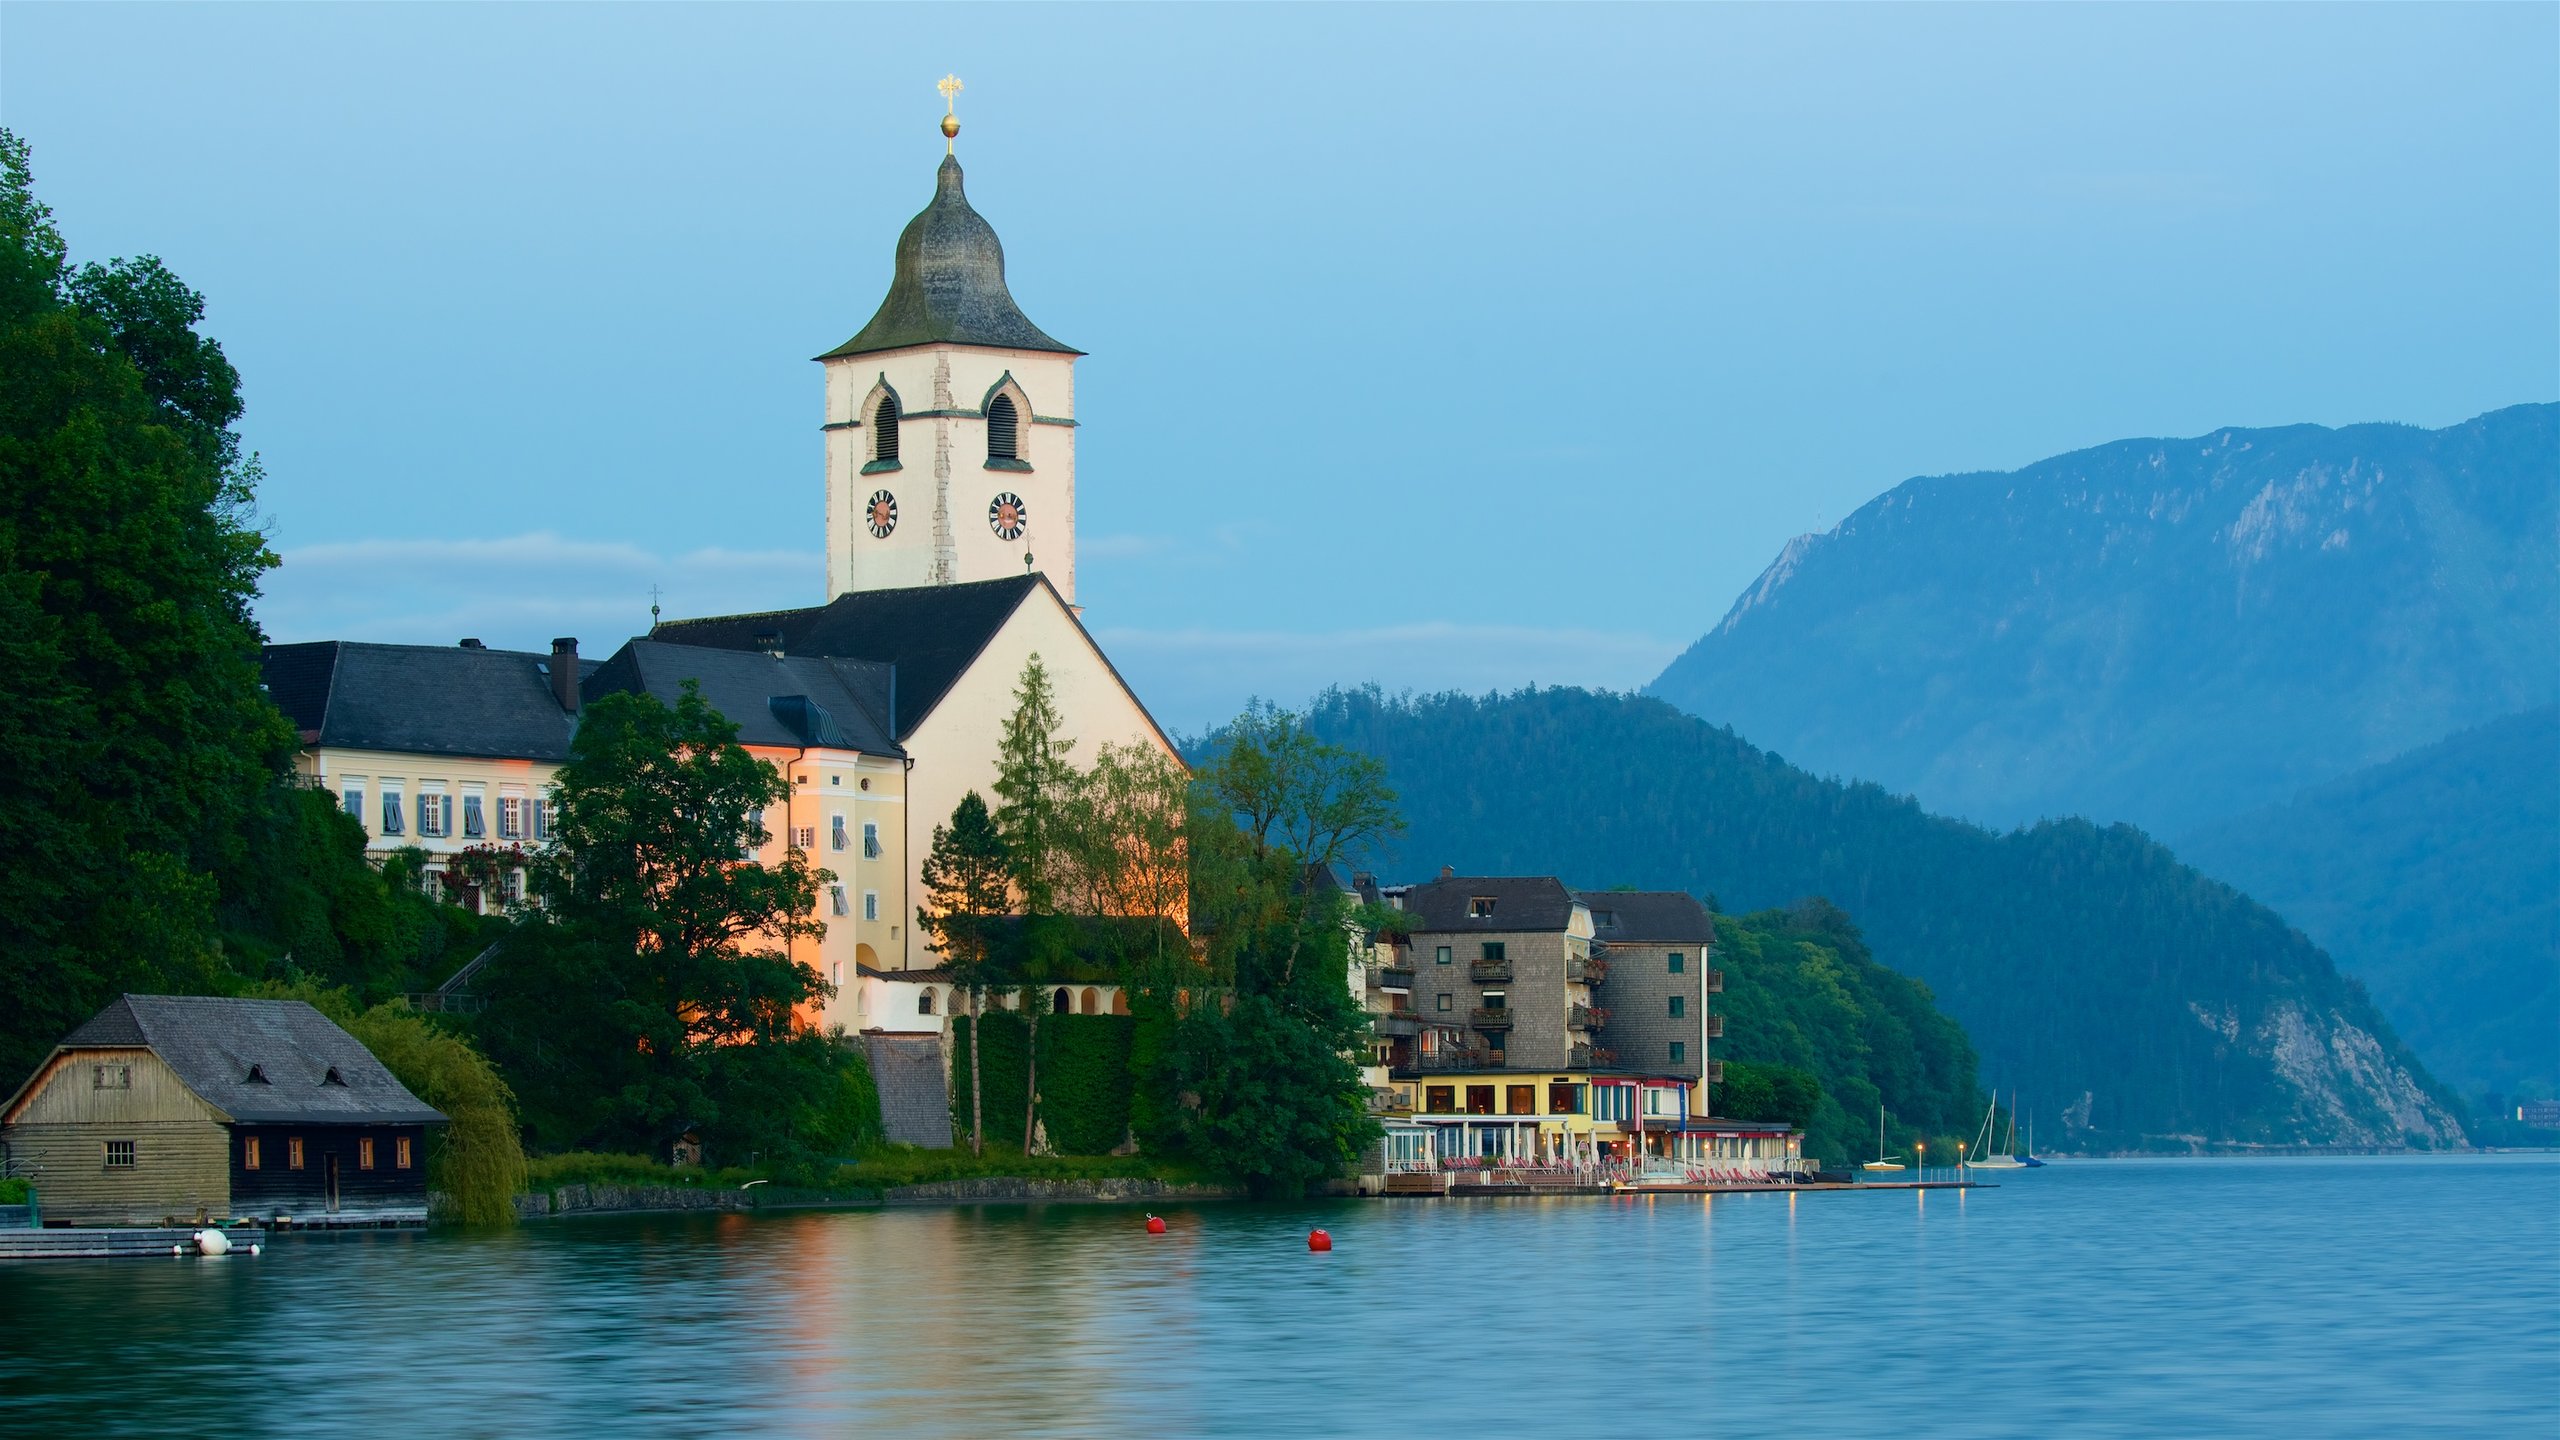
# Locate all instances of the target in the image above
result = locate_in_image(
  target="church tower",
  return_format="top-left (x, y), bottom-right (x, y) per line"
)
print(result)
top-left (820, 93), bottom-right (1081, 605)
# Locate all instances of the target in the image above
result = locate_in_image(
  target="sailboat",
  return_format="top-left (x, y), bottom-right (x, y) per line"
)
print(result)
top-left (2021, 1114), bottom-right (2047, 1168)
top-left (1967, 1092), bottom-right (2026, 1170)
top-left (1861, 1102), bottom-right (1906, 1174)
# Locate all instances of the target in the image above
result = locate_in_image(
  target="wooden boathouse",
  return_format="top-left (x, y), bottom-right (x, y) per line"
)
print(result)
top-left (0, 995), bottom-right (445, 1227)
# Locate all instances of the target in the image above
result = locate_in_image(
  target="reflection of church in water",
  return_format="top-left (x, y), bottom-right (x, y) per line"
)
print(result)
top-left (265, 93), bottom-right (1172, 1121)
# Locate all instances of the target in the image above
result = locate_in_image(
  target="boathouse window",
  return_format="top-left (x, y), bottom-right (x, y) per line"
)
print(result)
top-left (1506, 1085), bottom-right (1537, 1115)
top-left (1425, 1086), bottom-right (1456, 1114)
top-left (985, 393), bottom-right (1019, 463)
top-left (1668, 951), bottom-right (1685, 973)
top-left (103, 1140), bottom-right (135, 1168)
top-left (243, 1136), bottom-right (261, 1170)
top-left (396, 1136), bottom-right (414, 1170)
top-left (288, 1137), bottom-right (306, 1170)
top-left (1668, 996), bottom-right (1685, 1018)
top-left (1465, 1086), bottom-right (1497, 1115)
top-left (1481, 942), bottom-right (1506, 962)
top-left (93, 1063), bottom-right (130, 1090)
top-left (1434, 946), bottom-right (1451, 965)
top-left (359, 1137), bottom-right (377, 1170)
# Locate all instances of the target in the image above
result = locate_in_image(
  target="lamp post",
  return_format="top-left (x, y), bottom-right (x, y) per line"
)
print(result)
top-left (1916, 1141), bottom-right (1926, 1183)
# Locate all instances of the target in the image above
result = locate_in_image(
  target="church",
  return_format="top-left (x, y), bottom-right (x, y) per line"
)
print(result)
top-left (264, 110), bottom-right (1176, 1046)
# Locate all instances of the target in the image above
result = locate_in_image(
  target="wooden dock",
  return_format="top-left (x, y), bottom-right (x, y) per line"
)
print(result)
top-left (0, 1227), bottom-right (226, 1260)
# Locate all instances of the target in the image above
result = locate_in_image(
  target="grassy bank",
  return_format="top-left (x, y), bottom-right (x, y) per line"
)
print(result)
top-left (519, 1146), bottom-right (1224, 1201)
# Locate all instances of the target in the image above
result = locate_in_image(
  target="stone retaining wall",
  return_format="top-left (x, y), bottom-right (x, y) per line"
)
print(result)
top-left (877, 1177), bottom-right (1238, 1205)
top-left (503, 1175), bottom-right (1239, 1220)
top-left (513, 1183), bottom-right (751, 1220)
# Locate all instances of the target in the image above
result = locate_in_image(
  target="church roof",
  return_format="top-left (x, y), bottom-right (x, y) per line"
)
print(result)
top-left (648, 575), bottom-right (1047, 738)
top-left (581, 641), bottom-right (902, 757)
top-left (818, 156), bottom-right (1080, 361)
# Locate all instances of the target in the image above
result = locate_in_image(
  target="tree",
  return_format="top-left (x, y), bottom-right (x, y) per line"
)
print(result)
top-left (479, 684), bottom-right (846, 1168)
top-left (0, 129), bottom-right (296, 1080)
top-left (1057, 741), bottom-right (1193, 969)
top-left (990, 654), bottom-right (1077, 1152)
top-left (918, 790), bottom-right (1009, 1155)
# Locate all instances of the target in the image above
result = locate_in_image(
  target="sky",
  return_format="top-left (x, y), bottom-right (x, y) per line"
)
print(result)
top-left (5, 3), bottom-right (2554, 733)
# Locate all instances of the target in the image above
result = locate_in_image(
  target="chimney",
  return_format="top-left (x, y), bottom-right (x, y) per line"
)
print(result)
top-left (753, 629), bottom-right (785, 659)
top-left (550, 637), bottom-right (580, 713)
top-left (1439, 865), bottom-right (1455, 880)
top-left (458, 638), bottom-right (485, 649)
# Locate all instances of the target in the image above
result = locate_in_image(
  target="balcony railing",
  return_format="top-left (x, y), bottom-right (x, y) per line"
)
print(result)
top-left (1392, 1048), bottom-right (1499, 1077)
top-left (1469, 1007), bottom-right (1515, 1030)
top-left (1567, 1004), bottom-right (1610, 1032)
top-left (1567, 955), bottom-right (1609, 985)
top-left (1705, 1015), bottom-right (1724, 1039)
top-left (1469, 958), bottom-right (1513, 983)
top-left (1706, 968), bottom-right (1725, 994)
top-left (1707, 1060), bottom-right (1725, 1083)
top-left (1566, 1042), bottom-right (1592, 1068)
top-left (1371, 964), bottom-right (1416, 991)
top-left (1373, 1012), bottom-right (1424, 1037)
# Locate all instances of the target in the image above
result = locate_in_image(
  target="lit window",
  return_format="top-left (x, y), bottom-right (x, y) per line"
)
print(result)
top-left (288, 1137), bottom-right (305, 1170)
top-left (243, 1135), bottom-right (261, 1170)
top-left (862, 822), bottom-right (881, 859)
top-left (1668, 951), bottom-right (1685, 974)
top-left (103, 1140), bottom-right (135, 1168)
top-left (1425, 1086), bottom-right (1456, 1114)
top-left (395, 1136), bottom-right (413, 1170)
top-left (359, 1137), bottom-right (376, 1170)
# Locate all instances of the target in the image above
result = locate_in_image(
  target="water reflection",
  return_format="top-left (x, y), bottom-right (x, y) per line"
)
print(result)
top-left (0, 1156), bottom-right (2552, 1438)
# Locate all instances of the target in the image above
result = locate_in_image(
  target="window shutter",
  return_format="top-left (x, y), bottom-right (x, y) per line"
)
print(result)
top-left (986, 394), bottom-right (1018, 460)
top-left (874, 394), bottom-right (900, 463)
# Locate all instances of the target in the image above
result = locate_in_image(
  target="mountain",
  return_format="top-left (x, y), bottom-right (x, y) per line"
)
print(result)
top-left (1650, 404), bottom-right (2558, 838)
top-left (2176, 707), bottom-right (2559, 1102)
top-left (1308, 685), bottom-right (2465, 1152)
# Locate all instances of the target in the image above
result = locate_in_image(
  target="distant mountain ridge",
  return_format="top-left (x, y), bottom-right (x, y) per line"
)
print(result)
top-left (1310, 686), bottom-right (2464, 1152)
top-left (2177, 707), bottom-right (2559, 1100)
top-left (1651, 403), bottom-right (2558, 838)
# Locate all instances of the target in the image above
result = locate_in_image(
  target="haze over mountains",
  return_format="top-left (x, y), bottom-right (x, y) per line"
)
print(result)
top-left (1639, 404), bottom-right (2556, 1107)
top-left (1652, 404), bottom-right (2556, 839)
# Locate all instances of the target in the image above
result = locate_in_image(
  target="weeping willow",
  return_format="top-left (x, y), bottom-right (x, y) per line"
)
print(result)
top-left (247, 981), bottom-right (528, 1225)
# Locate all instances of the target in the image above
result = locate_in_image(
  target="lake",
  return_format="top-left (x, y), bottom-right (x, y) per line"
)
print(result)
top-left (1, 1153), bottom-right (2551, 1438)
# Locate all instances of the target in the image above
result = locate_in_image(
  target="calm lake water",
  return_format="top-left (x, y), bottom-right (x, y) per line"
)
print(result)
top-left (1, 1153), bottom-right (2552, 1438)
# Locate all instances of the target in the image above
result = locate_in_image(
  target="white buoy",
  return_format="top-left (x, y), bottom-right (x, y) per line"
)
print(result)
top-left (194, 1228), bottom-right (232, 1256)
top-left (247, 1242), bottom-right (262, 1256)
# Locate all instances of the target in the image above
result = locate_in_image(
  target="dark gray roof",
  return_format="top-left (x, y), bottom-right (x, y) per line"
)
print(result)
top-left (262, 641), bottom-right (586, 761)
top-left (650, 575), bottom-right (1166, 749)
top-left (35, 996), bottom-right (446, 1126)
top-left (582, 641), bottom-right (901, 756)
top-left (818, 156), bottom-right (1079, 361)
top-left (1581, 891), bottom-right (1716, 945)
top-left (1399, 876), bottom-right (1581, 932)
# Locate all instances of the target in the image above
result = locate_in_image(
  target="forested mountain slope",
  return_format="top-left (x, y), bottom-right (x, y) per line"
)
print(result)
top-left (1309, 686), bottom-right (2464, 1151)
top-left (2177, 707), bottom-right (2558, 1101)
top-left (1650, 404), bottom-right (2557, 838)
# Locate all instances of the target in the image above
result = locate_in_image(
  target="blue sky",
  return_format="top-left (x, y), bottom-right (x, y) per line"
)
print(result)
top-left (6, 3), bottom-right (2553, 733)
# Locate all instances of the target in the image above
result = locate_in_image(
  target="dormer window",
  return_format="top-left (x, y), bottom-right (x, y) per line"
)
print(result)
top-left (322, 1066), bottom-right (346, 1087)
top-left (245, 1064), bottom-right (270, 1085)
top-left (986, 393), bottom-right (1019, 463)
top-left (1469, 897), bottom-right (1497, 919)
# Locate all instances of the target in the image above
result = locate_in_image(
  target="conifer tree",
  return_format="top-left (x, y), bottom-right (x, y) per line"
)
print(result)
top-left (990, 654), bottom-right (1077, 1152)
top-left (918, 790), bottom-right (1008, 1156)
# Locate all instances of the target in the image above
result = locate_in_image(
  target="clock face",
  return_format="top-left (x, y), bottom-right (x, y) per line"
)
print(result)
top-left (865, 490), bottom-right (897, 539)
top-left (988, 492), bottom-right (1027, 540)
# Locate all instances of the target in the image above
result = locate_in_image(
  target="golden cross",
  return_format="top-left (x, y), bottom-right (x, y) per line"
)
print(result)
top-left (938, 74), bottom-right (964, 152)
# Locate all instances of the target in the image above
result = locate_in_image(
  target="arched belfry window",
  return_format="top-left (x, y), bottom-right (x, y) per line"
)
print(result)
top-left (870, 391), bottom-right (901, 467)
top-left (985, 393), bottom-right (1019, 463)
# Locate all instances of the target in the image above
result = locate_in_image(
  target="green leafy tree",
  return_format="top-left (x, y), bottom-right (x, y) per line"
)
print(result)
top-left (990, 654), bottom-right (1077, 1151)
top-left (918, 790), bottom-right (1009, 1155)
top-left (0, 130), bottom-right (297, 1080)
top-left (479, 684), bottom-right (844, 1168)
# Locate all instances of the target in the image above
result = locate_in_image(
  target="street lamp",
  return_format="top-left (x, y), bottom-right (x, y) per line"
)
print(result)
top-left (1915, 1141), bottom-right (1926, 1183)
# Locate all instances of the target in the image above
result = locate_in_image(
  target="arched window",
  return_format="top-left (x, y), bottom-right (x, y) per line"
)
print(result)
top-left (918, 988), bottom-right (936, 1016)
top-left (1052, 986), bottom-right (1071, 1015)
top-left (1111, 990), bottom-right (1130, 1016)
top-left (985, 393), bottom-right (1018, 462)
top-left (872, 393), bottom-right (901, 465)
top-left (1080, 988), bottom-right (1099, 1015)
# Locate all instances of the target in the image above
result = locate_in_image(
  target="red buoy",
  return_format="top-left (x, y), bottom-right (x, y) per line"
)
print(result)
top-left (1145, 1214), bottom-right (1167, 1235)
top-left (1307, 1228), bottom-right (1332, 1252)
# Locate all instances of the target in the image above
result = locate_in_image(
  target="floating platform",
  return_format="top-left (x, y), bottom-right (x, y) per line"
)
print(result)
top-left (0, 1227), bottom-right (228, 1261)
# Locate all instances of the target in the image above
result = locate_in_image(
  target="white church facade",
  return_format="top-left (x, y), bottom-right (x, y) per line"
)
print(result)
top-left (266, 130), bottom-right (1175, 1047)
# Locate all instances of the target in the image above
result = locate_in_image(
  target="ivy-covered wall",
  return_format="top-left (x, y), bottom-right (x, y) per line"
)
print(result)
top-left (949, 1013), bottom-right (1135, 1155)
